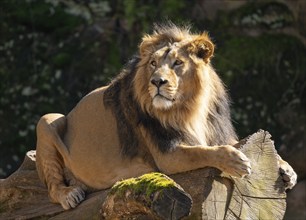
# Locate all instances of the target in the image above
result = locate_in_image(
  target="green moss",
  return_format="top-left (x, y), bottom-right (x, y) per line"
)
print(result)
top-left (111, 172), bottom-right (175, 197)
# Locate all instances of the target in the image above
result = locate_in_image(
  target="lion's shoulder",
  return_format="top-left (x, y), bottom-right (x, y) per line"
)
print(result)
top-left (101, 57), bottom-right (144, 158)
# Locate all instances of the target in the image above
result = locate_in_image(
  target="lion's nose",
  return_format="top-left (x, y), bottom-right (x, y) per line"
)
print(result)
top-left (151, 77), bottom-right (168, 88)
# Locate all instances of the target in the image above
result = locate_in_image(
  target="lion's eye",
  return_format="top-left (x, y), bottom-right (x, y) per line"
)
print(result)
top-left (173, 59), bottom-right (183, 66)
top-left (150, 60), bottom-right (157, 67)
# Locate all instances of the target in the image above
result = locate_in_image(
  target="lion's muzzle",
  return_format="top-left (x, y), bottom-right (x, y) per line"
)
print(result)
top-left (149, 76), bottom-right (177, 110)
top-left (151, 76), bottom-right (169, 88)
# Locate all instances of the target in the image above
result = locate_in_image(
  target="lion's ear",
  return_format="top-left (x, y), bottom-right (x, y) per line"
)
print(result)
top-left (188, 33), bottom-right (214, 63)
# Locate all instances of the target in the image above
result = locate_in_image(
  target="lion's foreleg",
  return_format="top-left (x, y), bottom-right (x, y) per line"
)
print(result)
top-left (150, 144), bottom-right (251, 178)
top-left (36, 114), bottom-right (85, 210)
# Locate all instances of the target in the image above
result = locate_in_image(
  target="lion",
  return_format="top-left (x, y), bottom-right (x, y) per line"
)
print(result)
top-left (35, 23), bottom-right (297, 210)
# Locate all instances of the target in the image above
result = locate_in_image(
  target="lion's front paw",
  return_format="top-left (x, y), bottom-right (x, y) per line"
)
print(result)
top-left (216, 145), bottom-right (251, 178)
top-left (58, 186), bottom-right (85, 210)
top-left (279, 159), bottom-right (297, 190)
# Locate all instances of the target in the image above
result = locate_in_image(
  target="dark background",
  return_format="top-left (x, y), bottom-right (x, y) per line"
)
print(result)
top-left (0, 0), bottom-right (305, 218)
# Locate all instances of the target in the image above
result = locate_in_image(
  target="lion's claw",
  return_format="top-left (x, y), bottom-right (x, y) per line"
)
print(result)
top-left (59, 186), bottom-right (85, 210)
top-left (216, 145), bottom-right (251, 178)
top-left (279, 161), bottom-right (297, 190)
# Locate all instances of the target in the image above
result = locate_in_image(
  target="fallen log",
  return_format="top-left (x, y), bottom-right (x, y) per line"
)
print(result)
top-left (0, 130), bottom-right (287, 219)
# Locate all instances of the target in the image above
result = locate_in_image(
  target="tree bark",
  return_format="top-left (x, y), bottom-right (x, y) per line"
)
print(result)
top-left (0, 130), bottom-right (287, 220)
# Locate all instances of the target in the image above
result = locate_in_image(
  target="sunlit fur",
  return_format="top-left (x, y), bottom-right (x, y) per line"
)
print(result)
top-left (133, 23), bottom-right (237, 146)
top-left (35, 23), bottom-right (295, 210)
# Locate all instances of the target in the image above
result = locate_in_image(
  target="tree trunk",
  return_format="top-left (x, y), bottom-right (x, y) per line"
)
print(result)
top-left (0, 130), bottom-right (287, 219)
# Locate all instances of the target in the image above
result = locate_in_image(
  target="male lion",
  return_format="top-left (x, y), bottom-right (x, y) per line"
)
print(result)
top-left (36, 24), bottom-right (297, 210)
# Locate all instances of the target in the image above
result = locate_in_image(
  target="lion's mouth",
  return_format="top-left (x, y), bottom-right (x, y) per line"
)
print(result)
top-left (154, 93), bottom-right (175, 102)
top-left (151, 93), bottom-right (175, 110)
top-left (149, 86), bottom-right (176, 110)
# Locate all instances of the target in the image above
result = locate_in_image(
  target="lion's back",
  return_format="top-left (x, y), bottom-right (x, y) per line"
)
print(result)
top-left (63, 86), bottom-right (122, 187)
top-left (60, 86), bottom-right (155, 189)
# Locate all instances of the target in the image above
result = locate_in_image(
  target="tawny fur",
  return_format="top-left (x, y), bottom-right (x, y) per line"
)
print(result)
top-left (35, 23), bottom-right (296, 210)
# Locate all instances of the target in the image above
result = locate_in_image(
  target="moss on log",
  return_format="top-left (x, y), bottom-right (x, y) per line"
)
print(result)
top-left (102, 172), bottom-right (192, 219)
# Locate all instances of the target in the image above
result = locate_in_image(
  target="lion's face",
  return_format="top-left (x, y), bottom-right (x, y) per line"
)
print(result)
top-left (134, 26), bottom-right (215, 115)
top-left (147, 42), bottom-right (189, 110)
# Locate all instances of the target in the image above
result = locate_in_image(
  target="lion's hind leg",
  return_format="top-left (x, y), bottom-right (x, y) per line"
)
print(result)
top-left (36, 113), bottom-right (85, 210)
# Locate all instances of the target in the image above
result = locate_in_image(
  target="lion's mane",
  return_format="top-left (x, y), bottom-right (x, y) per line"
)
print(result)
top-left (103, 24), bottom-right (237, 158)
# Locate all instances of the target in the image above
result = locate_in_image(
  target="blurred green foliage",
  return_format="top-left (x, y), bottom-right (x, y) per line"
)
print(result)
top-left (0, 0), bottom-right (305, 178)
top-left (215, 34), bottom-right (306, 138)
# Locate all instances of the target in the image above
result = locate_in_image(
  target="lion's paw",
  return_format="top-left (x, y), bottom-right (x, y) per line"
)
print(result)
top-left (59, 186), bottom-right (85, 210)
top-left (216, 145), bottom-right (251, 178)
top-left (279, 159), bottom-right (297, 190)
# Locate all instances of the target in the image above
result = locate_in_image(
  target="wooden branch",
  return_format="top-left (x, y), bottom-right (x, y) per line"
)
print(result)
top-left (224, 130), bottom-right (286, 219)
top-left (0, 130), bottom-right (287, 219)
top-left (199, 130), bottom-right (286, 219)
